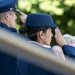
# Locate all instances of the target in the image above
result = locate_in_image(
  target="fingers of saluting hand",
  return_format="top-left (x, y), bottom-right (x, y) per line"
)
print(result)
top-left (55, 27), bottom-right (61, 35)
top-left (55, 27), bottom-right (67, 46)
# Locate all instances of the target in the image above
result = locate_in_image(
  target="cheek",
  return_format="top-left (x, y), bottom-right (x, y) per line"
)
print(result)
top-left (47, 32), bottom-right (52, 38)
top-left (12, 12), bottom-right (17, 19)
top-left (46, 33), bottom-right (52, 43)
top-left (49, 32), bottom-right (52, 40)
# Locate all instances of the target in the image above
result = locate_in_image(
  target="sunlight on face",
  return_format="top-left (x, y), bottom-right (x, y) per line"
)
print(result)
top-left (8, 11), bottom-right (17, 28)
top-left (43, 28), bottom-right (53, 45)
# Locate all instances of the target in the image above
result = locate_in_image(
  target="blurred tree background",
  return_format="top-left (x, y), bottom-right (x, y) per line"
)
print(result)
top-left (17, 0), bottom-right (75, 45)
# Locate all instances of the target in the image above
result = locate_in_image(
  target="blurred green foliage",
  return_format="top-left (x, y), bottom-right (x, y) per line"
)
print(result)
top-left (17, 0), bottom-right (75, 45)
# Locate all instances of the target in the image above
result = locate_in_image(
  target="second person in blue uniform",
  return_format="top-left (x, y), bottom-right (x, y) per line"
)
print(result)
top-left (18, 13), bottom-right (68, 75)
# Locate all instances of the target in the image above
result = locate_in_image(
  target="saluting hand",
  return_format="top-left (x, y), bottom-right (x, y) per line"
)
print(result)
top-left (19, 11), bottom-right (27, 24)
top-left (54, 27), bottom-right (67, 46)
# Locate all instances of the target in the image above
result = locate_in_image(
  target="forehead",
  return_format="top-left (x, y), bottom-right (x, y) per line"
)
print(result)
top-left (43, 28), bottom-right (52, 34)
top-left (48, 28), bottom-right (52, 31)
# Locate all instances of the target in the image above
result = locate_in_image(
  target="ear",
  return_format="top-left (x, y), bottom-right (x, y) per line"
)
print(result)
top-left (4, 12), bottom-right (9, 20)
top-left (39, 31), bottom-right (44, 39)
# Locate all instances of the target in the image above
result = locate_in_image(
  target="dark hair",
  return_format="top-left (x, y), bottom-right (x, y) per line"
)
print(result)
top-left (28, 27), bottom-right (49, 41)
top-left (19, 26), bottom-right (27, 34)
top-left (19, 26), bottom-right (49, 41)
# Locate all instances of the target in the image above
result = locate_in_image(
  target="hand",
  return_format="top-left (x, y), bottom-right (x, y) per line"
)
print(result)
top-left (54, 27), bottom-right (67, 46)
top-left (19, 11), bottom-right (27, 24)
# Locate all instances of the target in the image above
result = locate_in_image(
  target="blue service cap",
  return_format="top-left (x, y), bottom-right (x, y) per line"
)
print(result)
top-left (25, 13), bottom-right (57, 29)
top-left (0, 0), bottom-right (18, 13)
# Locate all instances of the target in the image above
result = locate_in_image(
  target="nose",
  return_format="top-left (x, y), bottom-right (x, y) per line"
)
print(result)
top-left (14, 11), bottom-right (17, 19)
top-left (15, 15), bottom-right (17, 19)
top-left (15, 13), bottom-right (17, 19)
top-left (51, 32), bottom-right (53, 37)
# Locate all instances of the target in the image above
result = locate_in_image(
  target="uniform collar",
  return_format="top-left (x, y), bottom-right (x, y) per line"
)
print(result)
top-left (0, 22), bottom-right (17, 32)
top-left (0, 22), bottom-right (9, 29)
top-left (43, 45), bottom-right (51, 48)
top-left (9, 27), bottom-right (17, 32)
top-left (29, 41), bottom-right (51, 48)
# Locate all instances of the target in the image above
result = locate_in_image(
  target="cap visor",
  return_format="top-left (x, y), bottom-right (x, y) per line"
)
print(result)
top-left (50, 23), bottom-right (57, 29)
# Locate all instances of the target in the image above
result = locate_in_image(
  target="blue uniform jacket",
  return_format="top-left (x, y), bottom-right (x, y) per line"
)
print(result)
top-left (17, 42), bottom-right (59, 75)
top-left (17, 41), bottom-right (75, 75)
top-left (62, 45), bottom-right (75, 59)
top-left (0, 22), bottom-right (18, 75)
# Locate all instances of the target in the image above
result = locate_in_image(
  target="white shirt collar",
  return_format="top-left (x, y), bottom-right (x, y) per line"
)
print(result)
top-left (29, 41), bottom-right (51, 48)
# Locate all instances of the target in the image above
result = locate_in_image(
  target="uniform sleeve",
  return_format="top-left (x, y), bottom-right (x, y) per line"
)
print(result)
top-left (62, 45), bottom-right (75, 59)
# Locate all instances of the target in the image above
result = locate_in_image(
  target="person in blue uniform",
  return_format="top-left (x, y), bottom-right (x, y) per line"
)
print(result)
top-left (18, 13), bottom-right (69, 75)
top-left (0, 0), bottom-right (27, 75)
top-left (21, 13), bottom-right (75, 61)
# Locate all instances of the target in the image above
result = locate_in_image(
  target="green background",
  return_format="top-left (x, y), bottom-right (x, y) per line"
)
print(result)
top-left (16, 0), bottom-right (75, 45)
